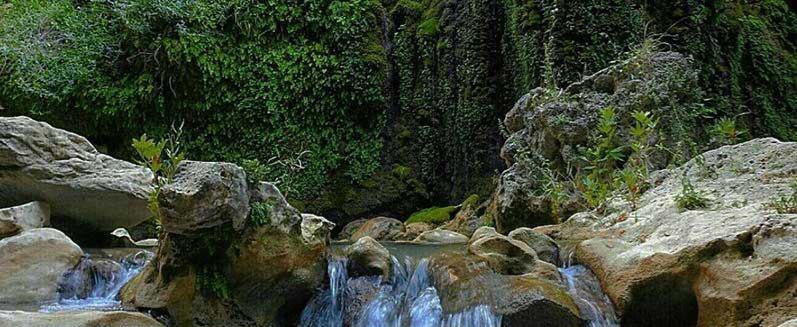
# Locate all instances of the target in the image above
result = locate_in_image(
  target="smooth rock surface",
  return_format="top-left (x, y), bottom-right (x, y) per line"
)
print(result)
top-left (0, 228), bottom-right (83, 305)
top-left (468, 233), bottom-right (539, 275)
top-left (508, 227), bottom-right (559, 265)
top-left (337, 218), bottom-right (367, 241)
top-left (413, 229), bottom-right (469, 244)
top-left (0, 116), bottom-right (154, 231)
top-left (0, 310), bottom-right (164, 327)
top-left (345, 237), bottom-right (391, 279)
top-left (0, 201), bottom-right (49, 238)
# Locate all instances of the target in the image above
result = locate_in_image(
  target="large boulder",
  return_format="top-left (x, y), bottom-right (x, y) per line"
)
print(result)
top-left (413, 230), bottom-right (469, 244)
top-left (468, 232), bottom-right (539, 275)
top-left (345, 236), bottom-right (392, 279)
top-left (0, 201), bottom-right (49, 238)
top-left (487, 163), bottom-right (557, 234)
top-left (400, 222), bottom-right (433, 241)
top-left (0, 116), bottom-right (154, 231)
top-left (558, 139), bottom-right (797, 326)
top-left (337, 218), bottom-right (368, 241)
top-left (0, 311), bottom-right (163, 327)
top-left (0, 228), bottom-right (83, 305)
top-left (508, 227), bottom-right (559, 265)
top-left (121, 162), bottom-right (330, 326)
top-left (350, 217), bottom-right (404, 241)
top-left (159, 161), bottom-right (249, 234)
top-left (429, 253), bottom-right (582, 327)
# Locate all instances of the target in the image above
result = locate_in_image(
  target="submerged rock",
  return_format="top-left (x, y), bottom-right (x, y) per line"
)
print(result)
top-left (345, 237), bottom-right (391, 279)
top-left (0, 116), bottom-right (154, 231)
top-left (508, 227), bottom-right (559, 265)
top-left (0, 310), bottom-right (164, 327)
top-left (349, 217), bottom-right (404, 241)
top-left (121, 164), bottom-right (330, 326)
top-left (0, 201), bottom-right (49, 239)
top-left (0, 228), bottom-right (83, 305)
top-left (413, 230), bottom-right (469, 244)
top-left (560, 138), bottom-right (797, 326)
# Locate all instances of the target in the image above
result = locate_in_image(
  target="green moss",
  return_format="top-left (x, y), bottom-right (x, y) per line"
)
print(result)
top-left (392, 165), bottom-right (413, 180)
top-left (417, 17), bottom-right (439, 37)
top-left (406, 205), bottom-right (458, 224)
top-left (461, 194), bottom-right (480, 208)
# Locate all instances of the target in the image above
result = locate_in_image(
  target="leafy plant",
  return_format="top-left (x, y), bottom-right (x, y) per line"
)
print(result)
top-left (132, 122), bottom-right (186, 225)
top-left (248, 201), bottom-right (273, 227)
top-left (622, 111), bottom-right (658, 210)
top-left (578, 107), bottom-right (625, 208)
top-left (767, 181), bottom-right (797, 214)
top-left (675, 175), bottom-right (709, 211)
top-left (710, 117), bottom-right (747, 145)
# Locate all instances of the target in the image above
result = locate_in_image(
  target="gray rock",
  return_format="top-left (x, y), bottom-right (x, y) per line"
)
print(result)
top-left (413, 230), bottom-right (469, 244)
top-left (0, 228), bottom-right (83, 305)
top-left (469, 226), bottom-right (500, 244)
top-left (400, 222), bottom-right (433, 241)
top-left (0, 201), bottom-right (49, 238)
top-left (337, 218), bottom-right (368, 241)
top-left (0, 116), bottom-right (154, 231)
top-left (300, 213), bottom-right (335, 245)
top-left (249, 182), bottom-right (302, 233)
top-left (159, 161), bottom-right (249, 234)
top-left (0, 310), bottom-right (164, 327)
top-left (565, 138), bottom-right (797, 326)
top-left (508, 227), bottom-right (559, 265)
top-left (488, 163), bottom-right (557, 234)
top-left (468, 233), bottom-right (538, 275)
top-left (350, 217), bottom-right (404, 241)
top-left (345, 237), bottom-right (391, 279)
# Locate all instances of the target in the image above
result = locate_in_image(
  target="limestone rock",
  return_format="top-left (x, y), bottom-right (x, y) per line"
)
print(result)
top-left (0, 228), bottom-right (83, 305)
top-left (439, 195), bottom-right (488, 236)
top-left (350, 217), bottom-right (404, 241)
top-left (413, 230), bottom-right (469, 244)
top-left (561, 138), bottom-right (797, 326)
top-left (0, 311), bottom-right (164, 327)
top-left (301, 214), bottom-right (335, 245)
top-left (508, 227), bottom-right (559, 265)
top-left (0, 201), bottom-right (49, 238)
top-left (0, 116), bottom-right (154, 231)
top-left (345, 237), bottom-right (391, 279)
top-left (470, 226), bottom-right (500, 244)
top-left (248, 182), bottom-right (302, 233)
top-left (159, 161), bottom-right (249, 234)
top-left (337, 218), bottom-right (368, 241)
top-left (468, 233), bottom-right (539, 275)
top-left (400, 222), bottom-right (433, 241)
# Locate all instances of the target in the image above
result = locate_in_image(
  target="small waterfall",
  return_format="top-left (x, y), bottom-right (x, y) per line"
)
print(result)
top-left (557, 246), bottom-right (618, 327)
top-left (301, 256), bottom-right (502, 327)
top-left (41, 250), bottom-right (153, 312)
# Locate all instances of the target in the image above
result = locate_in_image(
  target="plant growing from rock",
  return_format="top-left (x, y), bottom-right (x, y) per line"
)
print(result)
top-left (675, 175), bottom-right (709, 211)
top-left (710, 117), bottom-right (747, 146)
top-left (621, 111), bottom-right (658, 211)
top-left (767, 181), bottom-right (797, 214)
top-left (132, 122), bottom-right (186, 226)
top-left (579, 106), bottom-right (624, 208)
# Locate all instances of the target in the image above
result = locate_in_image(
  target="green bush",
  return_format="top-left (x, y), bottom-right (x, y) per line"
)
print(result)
top-left (675, 176), bottom-right (709, 211)
top-left (406, 205), bottom-right (458, 224)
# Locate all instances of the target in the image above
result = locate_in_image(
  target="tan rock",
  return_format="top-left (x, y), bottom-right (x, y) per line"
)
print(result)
top-left (0, 310), bottom-right (163, 327)
top-left (0, 201), bottom-right (49, 238)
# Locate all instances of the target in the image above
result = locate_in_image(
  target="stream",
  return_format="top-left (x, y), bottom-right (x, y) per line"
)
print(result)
top-left (301, 242), bottom-right (618, 327)
top-left (40, 248), bottom-right (153, 313)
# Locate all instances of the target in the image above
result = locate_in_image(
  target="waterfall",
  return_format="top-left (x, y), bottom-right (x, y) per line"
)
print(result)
top-left (40, 250), bottom-right (153, 312)
top-left (301, 256), bottom-right (502, 327)
top-left (557, 246), bottom-right (618, 327)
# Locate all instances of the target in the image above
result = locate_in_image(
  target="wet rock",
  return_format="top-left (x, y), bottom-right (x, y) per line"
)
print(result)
top-left (413, 230), bottom-right (469, 244)
top-left (341, 276), bottom-right (382, 326)
top-left (122, 164), bottom-right (329, 326)
top-left (470, 226), bottom-right (500, 243)
top-left (400, 222), bottom-right (433, 241)
top-left (0, 201), bottom-right (49, 239)
top-left (159, 161), bottom-right (249, 234)
top-left (0, 228), bottom-right (83, 305)
top-left (301, 214), bottom-right (335, 245)
top-left (468, 233), bottom-right (538, 275)
top-left (58, 257), bottom-right (124, 299)
top-left (0, 116), bottom-right (154, 231)
top-left (0, 310), bottom-right (164, 327)
top-left (337, 218), bottom-right (367, 241)
top-left (345, 237), bottom-right (391, 279)
top-left (508, 227), bottom-right (559, 265)
top-left (563, 139), bottom-right (797, 326)
top-left (350, 217), bottom-right (404, 241)
top-left (429, 253), bottom-right (582, 327)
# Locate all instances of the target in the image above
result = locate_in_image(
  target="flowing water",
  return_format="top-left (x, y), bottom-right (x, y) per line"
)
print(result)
top-left (301, 242), bottom-right (617, 327)
top-left (40, 249), bottom-right (153, 312)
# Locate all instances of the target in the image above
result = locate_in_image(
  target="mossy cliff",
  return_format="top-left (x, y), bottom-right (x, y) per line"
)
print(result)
top-left (1, 0), bottom-right (793, 225)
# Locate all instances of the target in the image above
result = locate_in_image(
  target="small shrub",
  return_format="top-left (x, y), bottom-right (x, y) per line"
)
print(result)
top-left (675, 176), bottom-right (709, 211)
top-left (406, 205), bottom-right (458, 224)
top-left (241, 159), bottom-right (269, 184)
top-left (710, 117), bottom-right (747, 146)
top-left (249, 201), bottom-right (273, 227)
top-left (196, 266), bottom-right (230, 299)
top-left (132, 122), bottom-right (186, 225)
top-left (578, 106), bottom-right (625, 208)
top-left (767, 181), bottom-right (797, 214)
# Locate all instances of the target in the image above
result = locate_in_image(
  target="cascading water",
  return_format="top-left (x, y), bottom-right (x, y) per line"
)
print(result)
top-left (40, 250), bottom-right (153, 312)
top-left (558, 246), bottom-right (619, 327)
top-left (301, 255), bottom-right (502, 327)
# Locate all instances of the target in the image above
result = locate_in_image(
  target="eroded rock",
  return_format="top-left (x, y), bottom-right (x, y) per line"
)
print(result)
top-left (345, 237), bottom-right (391, 279)
top-left (0, 201), bottom-right (49, 239)
top-left (0, 310), bottom-right (164, 327)
top-left (508, 227), bottom-right (559, 265)
top-left (350, 217), bottom-right (404, 241)
top-left (413, 230), bottom-right (469, 244)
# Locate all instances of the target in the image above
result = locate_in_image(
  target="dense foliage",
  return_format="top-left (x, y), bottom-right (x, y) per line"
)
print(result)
top-left (1, 0), bottom-right (794, 223)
